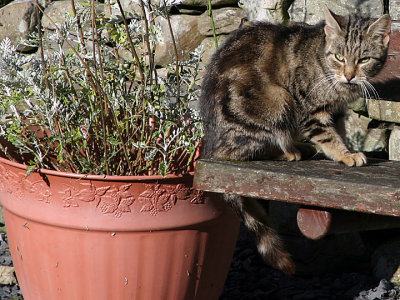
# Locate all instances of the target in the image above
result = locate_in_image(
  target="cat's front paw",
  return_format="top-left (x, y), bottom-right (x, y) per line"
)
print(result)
top-left (339, 152), bottom-right (367, 167)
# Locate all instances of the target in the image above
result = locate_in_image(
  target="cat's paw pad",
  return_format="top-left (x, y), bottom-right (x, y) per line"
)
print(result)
top-left (281, 149), bottom-right (301, 161)
top-left (340, 152), bottom-right (367, 167)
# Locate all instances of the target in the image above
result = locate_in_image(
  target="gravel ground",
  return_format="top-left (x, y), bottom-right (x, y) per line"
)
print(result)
top-left (220, 226), bottom-right (400, 300)
top-left (0, 232), bottom-right (23, 300)
top-left (1, 226), bottom-right (400, 300)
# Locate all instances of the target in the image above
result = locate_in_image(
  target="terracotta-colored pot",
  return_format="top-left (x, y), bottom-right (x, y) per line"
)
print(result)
top-left (0, 157), bottom-right (240, 300)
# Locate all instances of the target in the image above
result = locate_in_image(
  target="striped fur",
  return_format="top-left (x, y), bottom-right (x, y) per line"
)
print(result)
top-left (200, 8), bottom-right (391, 274)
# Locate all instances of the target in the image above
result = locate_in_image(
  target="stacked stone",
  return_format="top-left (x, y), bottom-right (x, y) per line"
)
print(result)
top-left (346, 98), bottom-right (400, 161)
top-left (0, 0), bottom-right (398, 160)
top-left (0, 0), bottom-right (246, 65)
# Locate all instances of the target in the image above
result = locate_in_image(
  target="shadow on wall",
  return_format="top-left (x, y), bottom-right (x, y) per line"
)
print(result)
top-left (373, 79), bottom-right (400, 102)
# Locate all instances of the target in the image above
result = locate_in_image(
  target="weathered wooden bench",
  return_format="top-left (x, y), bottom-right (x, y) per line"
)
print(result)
top-left (193, 157), bottom-right (400, 239)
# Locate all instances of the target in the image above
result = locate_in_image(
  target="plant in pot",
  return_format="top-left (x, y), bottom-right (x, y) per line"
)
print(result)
top-left (0, 1), bottom-right (240, 299)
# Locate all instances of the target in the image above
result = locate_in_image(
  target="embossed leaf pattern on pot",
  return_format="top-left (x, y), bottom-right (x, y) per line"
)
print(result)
top-left (138, 183), bottom-right (204, 216)
top-left (139, 184), bottom-right (174, 216)
top-left (175, 184), bottom-right (192, 200)
top-left (60, 183), bottom-right (100, 208)
top-left (190, 190), bottom-right (205, 204)
top-left (97, 184), bottom-right (134, 217)
top-left (113, 184), bottom-right (135, 217)
top-left (0, 163), bottom-right (52, 202)
top-left (0, 163), bottom-right (23, 196)
top-left (0, 161), bottom-right (202, 218)
top-left (60, 183), bottom-right (134, 217)
top-left (21, 178), bottom-right (52, 203)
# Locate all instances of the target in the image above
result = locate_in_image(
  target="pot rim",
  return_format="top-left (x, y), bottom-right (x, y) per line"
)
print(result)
top-left (0, 157), bottom-right (193, 181)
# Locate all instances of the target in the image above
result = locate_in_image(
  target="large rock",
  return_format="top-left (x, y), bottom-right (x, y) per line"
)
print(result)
top-left (362, 127), bottom-right (390, 153)
top-left (367, 99), bottom-right (400, 124)
top-left (197, 35), bottom-right (228, 84)
top-left (389, 126), bottom-right (400, 161)
top-left (199, 35), bottom-right (228, 66)
top-left (344, 110), bottom-right (372, 152)
top-left (42, 0), bottom-right (104, 31)
top-left (239, 0), bottom-right (276, 22)
top-left (180, 0), bottom-right (238, 6)
top-left (0, 0), bottom-right (40, 51)
top-left (104, 0), bottom-right (143, 19)
top-left (289, 0), bottom-right (384, 25)
top-left (105, 0), bottom-right (238, 19)
top-left (348, 98), bottom-right (367, 114)
top-left (155, 14), bottom-right (205, 66)
top-left (198, 7), bottom-right (246, 36)
top-left (239, 0), bottom-right (294, 23)
top-left (390, 0), bottom-right (400, 31)
top-left (344, 109), bottom-right (389, 154)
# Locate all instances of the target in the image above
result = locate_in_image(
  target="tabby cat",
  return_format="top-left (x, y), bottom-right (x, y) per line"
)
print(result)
top-left (200, 8), bottom-right (391, 274)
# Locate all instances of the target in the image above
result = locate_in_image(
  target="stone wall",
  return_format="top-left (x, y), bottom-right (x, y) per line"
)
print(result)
top-left (0, 0), bottom-right (399, 160)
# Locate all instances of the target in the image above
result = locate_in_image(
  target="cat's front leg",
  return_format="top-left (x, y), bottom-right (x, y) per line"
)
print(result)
top-left (303, 118), bottom-right (367, 166)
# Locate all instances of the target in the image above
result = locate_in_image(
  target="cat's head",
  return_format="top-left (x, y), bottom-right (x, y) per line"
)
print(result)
top-left (323, 8), bottom-right (391, 87)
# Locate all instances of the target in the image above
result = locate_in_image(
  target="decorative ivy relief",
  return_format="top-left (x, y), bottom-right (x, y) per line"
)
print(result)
top-left (138, 183), bottom-right (204, 216)
top-left (0, 163), bottom-right (52, 203)
top-left (60, 183), bottom-right (134, 218)
top-left (0, 162), bottom-right (203, 218)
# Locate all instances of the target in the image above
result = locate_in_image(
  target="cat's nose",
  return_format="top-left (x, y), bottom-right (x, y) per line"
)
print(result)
top-left (345, 74), bottom-right (355, 82)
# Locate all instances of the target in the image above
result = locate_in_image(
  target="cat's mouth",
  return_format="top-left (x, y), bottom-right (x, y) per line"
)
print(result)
top-left (337, 76), bottom-right (359, 86)
top-left (343, 81), bottom-right (358, 85)
top-left (337, 79), bottom-right (360, 90)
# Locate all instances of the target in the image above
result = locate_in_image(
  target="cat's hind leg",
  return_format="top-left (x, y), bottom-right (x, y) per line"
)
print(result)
top-left (261, 141), bottom-right (316, 161)
top-left (274, 131), bottom-right (304, 161)
top-left (279, 147), bottom-right (301, 161)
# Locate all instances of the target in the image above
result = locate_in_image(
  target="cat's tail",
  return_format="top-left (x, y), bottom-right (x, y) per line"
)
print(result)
top-left (225, 194), bottom-right (296, 275)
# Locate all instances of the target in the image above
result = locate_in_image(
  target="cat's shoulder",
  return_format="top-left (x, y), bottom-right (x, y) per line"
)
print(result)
top-left (226, 20), bottom-right (324, 40)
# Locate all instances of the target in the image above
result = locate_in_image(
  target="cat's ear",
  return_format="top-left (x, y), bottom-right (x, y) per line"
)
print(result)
top-left (324, 7), bottom-right (345, 39)
top-left (368, 14), bottom-right (391, 47)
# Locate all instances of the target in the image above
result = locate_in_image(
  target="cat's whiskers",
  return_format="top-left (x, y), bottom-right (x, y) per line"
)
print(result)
top-left (314, 76), bottom-right (340, 111)
top-left (358, 77), bottom-right (380, 100)
top-left (359, 81), bottom-right (371, 100)
top-left (326, 79), bottom-right (341, 107)
top-left (363, 80), bottom-right (380, 99)
top-left (306, 74), bottom-right (337, 100)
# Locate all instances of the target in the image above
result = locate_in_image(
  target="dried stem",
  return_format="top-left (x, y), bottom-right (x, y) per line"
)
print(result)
top-left (139, 0), bottom-right (155, 88)
top-left (115, 0), bottom-right (145, 96)
top-left (90, 0), bottom-right (110, 175)
top-left (70, 0), bottom-right (87, 56)
top-left (162, 0), bottom-right (180, 101)
top-left (37, 21), bottom-right (50, 90)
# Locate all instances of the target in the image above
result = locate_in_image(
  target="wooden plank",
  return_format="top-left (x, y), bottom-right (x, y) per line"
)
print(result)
top-left (193, 158), bottom-right (400, 217)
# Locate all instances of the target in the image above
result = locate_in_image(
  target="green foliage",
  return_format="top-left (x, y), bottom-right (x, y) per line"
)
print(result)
top-left (0, 1), bottom-right (203, 176)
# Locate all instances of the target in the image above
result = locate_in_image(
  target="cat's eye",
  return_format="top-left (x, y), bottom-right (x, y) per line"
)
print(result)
top-left (335, 54), bottom-right (345, 62)
top-left (358, 57), bottom-right (370, 64)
